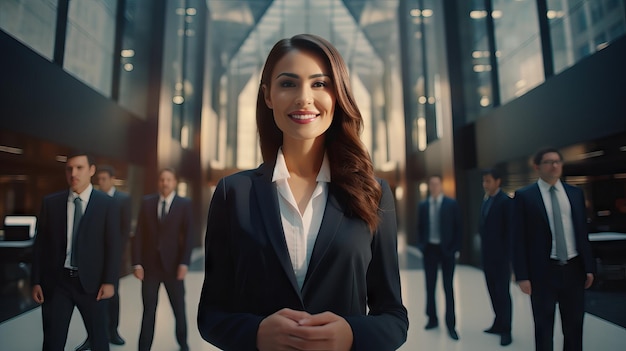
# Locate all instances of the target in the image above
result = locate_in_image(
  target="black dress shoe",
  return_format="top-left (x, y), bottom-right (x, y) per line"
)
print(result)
top-left (484, 326), bottom-right (507, 334)
top-left (75, 339), bottom-right (91, 351)
top-left (448, 329), bottom-right (459, 340)
top-left (500, 333), bottom-right (512, 346)
top-left (424, 320), bottom-right (438, 330)
top-left (109, 332), bottom-right (125, 345)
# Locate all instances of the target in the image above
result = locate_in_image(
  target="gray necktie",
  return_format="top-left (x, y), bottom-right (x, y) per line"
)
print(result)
top-left (160, 200), bottom-right (166, 221)
top-left (550, 186), bottom-right (568, 263)
top-left (431, 199), bottom-right (440, 241)
top-left (71, 197), bottom-right (83, 267)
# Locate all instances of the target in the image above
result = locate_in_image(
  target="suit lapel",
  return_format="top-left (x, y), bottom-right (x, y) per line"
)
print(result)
top-left (78, 190), bottom-right (98, 236)
top-left (304, 192), bottom-right (343, 287)
top-left (531, 183), bottom-right (551, 228)
top-left (252, 165), bottom-right (300, 295)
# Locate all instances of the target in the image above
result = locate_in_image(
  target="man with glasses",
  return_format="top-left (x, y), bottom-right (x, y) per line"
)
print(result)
top-left (512, 148), bottom-right (595, 351)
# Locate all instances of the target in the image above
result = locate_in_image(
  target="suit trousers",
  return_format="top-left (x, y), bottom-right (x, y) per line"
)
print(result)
top-left (138, 265), bottom-right (188, 351)
top-left (484, 263), bottom-right (512, 332)
top-left (423, 243), bottom-right (456, 329)
top-left (530, 256), bottom-right (586, 351)
top-left (107, 279), bottom-right (121, 333)
top-left (41, 270), bottom-right (109, 351)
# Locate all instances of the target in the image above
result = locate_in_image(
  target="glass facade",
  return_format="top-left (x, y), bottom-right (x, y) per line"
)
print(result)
top-left (549, 0), bottom-right (626, 74)
top-left (0, 0), bottom-right (58, 60)
top-left (493, 0), bottom-right (544, 104)
top-left (458, 0), bottom-right (497, 123)
top-left (403, 0), bottom-right (447, 150)
top-left (63, 0), bottom-right (117, 97)
top-left (117, 0), bottom-right (155, 118)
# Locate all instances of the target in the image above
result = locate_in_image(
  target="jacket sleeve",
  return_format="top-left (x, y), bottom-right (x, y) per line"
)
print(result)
top-left (131, 199), bottom-right (145, 267)
top-left (452, 199), bottom-right (462, 253)
top-left (31, 198), bottom-right (49, 286)
top-left (103, 194), bottom-right (121, 284)
top-left (197, 178), bottom-right (264, 350)
top-left (344, 180), bottom-right (409, 351)
top-left (179, 198), bottom-right (194, 266)
top-left (512, 190), bottom-right (530, 281)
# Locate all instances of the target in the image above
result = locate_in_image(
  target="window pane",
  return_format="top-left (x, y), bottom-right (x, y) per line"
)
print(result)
top-left (458, 0), bottom-right (495, 122)
top-left (548, 0), bottom-right (626, 74)
top-left (63, 0), bottom-right (116, 97)
top-left (0, 0), bottom-right (57, 60)
top-left (493, 0), bottom-right (544, 104)
top-left (117, 0), bottom-right (155, 118)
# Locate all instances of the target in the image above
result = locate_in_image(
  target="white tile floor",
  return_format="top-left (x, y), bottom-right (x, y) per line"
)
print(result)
top-left (1, 250), bottom-right (625, 351)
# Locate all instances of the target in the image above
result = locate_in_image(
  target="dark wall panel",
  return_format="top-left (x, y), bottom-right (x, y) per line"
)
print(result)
top-left (475, 36), bottom-right (626, 169)
top-left (0, 30), bottom-right (146, 163)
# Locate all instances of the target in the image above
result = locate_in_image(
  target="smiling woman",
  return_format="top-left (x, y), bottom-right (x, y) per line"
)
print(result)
top-left (197, 34), bottom-right (408, 351)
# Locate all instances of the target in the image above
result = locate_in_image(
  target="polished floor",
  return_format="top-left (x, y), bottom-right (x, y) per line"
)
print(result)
top-left (1, 246), bottom-right (625, 351)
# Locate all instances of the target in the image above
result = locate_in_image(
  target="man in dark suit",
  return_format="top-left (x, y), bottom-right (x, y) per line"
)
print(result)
top-left (513, 148), bottom-right (595, 351)
top-left (417, 175), bottom-right (462, 340)
top-left (132, 168), bottom-right (194, 351)
top-left (479, 168), bottom-right (513, 346)
top-left (75, 165), bottom-right (131, 350)
top-left (31, 152), bottom-right (120, 351)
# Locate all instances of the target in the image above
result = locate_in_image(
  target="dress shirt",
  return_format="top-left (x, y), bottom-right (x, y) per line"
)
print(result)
top-left (428, 194), bottom-right (443, 244)
top-left (158, 191), bottom-right (176, 220)
top-left (482, 189), bottom-right (499, 218)
top-left (272, 148), bottom-right (330, 290)
top-left (65, 183), bottom-right (93, 268)
top-left (106, 186), bottom-right (116, 197)
top-left (537, 179), bottom-right (578, 259)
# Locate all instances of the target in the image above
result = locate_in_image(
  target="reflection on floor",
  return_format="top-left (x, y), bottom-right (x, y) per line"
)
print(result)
top-left (1, 249), bottom-right (625, 351)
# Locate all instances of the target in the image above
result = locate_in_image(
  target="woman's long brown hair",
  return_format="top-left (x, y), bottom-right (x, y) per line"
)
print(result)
top-left (256, 34), bottom-right (382, 232)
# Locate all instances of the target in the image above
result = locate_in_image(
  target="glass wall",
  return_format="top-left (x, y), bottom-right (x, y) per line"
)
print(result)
top-left (548, 0), bottom-right (626, 74)
top-left (0, 0), bottom-right (58, 60)
top-left (492, 0), bottom-right (544, 104)
top-left (457, 0), bottom-right (496, 123)
top-left (63, 0), bottom-right (117, 97)
top-left (117, 0), bottom-right (156, 118)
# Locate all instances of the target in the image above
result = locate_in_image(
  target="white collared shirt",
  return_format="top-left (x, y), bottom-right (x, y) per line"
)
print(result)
top-left (272, 148), bottom-right (330, 290)
top-left (158, 191), bottom-right (176, 220)
top-left (65, 183), bottom-right (93, 268)
top-left (107, 186), bottom-right (116, 197)
top-left (537, 179), bottom-right (578, 259)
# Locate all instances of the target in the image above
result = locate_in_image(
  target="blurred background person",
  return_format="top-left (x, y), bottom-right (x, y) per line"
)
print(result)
top-left (479, 168), bottom-right (513, 346)
top-left (513, 148), bottom-right (595, 351)
top-left (417, 175), bottom-right (462, 340)
top-left (31, 151), bottom-right (120, 351)
top-left (132, 168), bottom-right (194, 351)
top-left (75, 165), bottom-right (131, 350)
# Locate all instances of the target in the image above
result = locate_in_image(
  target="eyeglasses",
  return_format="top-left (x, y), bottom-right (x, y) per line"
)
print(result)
top-left (540, 160), bottom-right (563, 166)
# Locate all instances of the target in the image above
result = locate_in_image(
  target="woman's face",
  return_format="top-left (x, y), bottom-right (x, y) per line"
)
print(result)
top-left (263, 49), bottom-right (336, 144)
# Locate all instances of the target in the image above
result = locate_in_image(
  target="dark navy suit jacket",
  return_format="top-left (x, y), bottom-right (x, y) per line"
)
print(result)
top-left (512, 182), bottom-right (595, 283)
top-left (417, 196), bottom-right (462, 256)
top-left (479, 190), bottom-right (513, 269)
top-left (132, 193), bottom-right (194, 272)
top-left (197, 163), bottom-right (408, 351)
top-left (32, 189), bottom-right (121, 294)
top-left (112, 189), bottom-right (132, 252)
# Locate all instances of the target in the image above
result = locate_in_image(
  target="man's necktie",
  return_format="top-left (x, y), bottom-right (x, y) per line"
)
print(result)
top-left (71, 197), bottom-right (83, 267)
top-left (160, 200), bottom-right (166, 221)
top-left (550, 186), bottom-right (568, 263)
top-left (431, 199), bottom-right (440, 240)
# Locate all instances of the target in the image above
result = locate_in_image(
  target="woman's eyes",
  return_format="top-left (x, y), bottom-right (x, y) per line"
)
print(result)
top-left (277, 80), bottom-right (328, 88)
